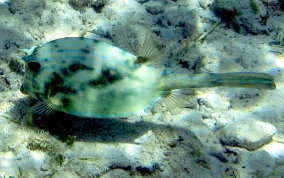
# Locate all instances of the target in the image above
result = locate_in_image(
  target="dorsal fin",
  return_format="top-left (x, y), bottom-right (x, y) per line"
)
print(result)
top-left (136, 33), bottom-right (166, 66)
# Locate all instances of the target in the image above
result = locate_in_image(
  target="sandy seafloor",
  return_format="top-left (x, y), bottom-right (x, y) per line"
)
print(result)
top-left (0, 0), bottom-right (284, 177)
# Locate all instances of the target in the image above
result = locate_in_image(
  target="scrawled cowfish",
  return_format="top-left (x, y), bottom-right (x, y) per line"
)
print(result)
top-left (20, 37), bottom-right (275, 118)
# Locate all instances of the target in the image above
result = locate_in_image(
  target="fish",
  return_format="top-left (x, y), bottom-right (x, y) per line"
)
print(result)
top-left (20, 37), bottom-right (276, 118)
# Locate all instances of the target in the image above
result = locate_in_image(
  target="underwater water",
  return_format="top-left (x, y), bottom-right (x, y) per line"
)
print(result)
top-left (0, 0), bottom-right (284, 177)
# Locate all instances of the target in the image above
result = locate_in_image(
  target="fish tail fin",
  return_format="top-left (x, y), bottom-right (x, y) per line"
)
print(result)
top-left (161, 72), bottom-right (276, 90)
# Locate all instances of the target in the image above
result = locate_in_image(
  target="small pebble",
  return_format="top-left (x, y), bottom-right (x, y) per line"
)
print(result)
top-left (218, 119), bottom-right (277, 150)
top-left (145, 1), bottom-right (164, 15)
top-left (40, 163), bottom-right (50, 171)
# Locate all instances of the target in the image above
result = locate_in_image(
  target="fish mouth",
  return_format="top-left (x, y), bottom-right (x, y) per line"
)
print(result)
top-left (20, 85), bottom-right (28, 95)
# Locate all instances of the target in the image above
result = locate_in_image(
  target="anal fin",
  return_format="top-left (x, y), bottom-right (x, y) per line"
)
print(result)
top-left (151, 89), bottom-right (188, 115)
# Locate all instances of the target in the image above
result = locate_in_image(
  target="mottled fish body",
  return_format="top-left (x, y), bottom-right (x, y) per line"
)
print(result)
top-left (22, 37), bottom-right (163, 117)
top-left (21, 37), bottom-right (275, 118)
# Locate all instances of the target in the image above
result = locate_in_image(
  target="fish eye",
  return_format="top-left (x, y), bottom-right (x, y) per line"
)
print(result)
top-left (27, 61), bottom-right (41, 71)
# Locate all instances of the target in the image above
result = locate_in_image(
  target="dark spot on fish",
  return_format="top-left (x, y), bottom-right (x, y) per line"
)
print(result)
top-left (93, 39), bottom-right (99, 44)
top-left (89, 68), bottom-right (123, 87)
top-left (124, 60), bottom-right (137, 69)
top-left (49, 85), bottom-right (77, 97)
top-left (57, 49), bottom-right (67, 53)
top-left (76, 56), bottom-right (88, 61)
top-left (62, 97), bottom-right (72, 108)
top-left (51, 73), bottom-right (64, 85)
top-left (44, 73), bottom-right (64, 97)
top-left (102, 68), bottom-right (123, 82)
top-left (54, 44), bottom-right (59, 48)
top-left (60, 66), bottom-right (80, 78)
top-left (68, 62), bottom-right (93, 73)
top-left (63, 86), bottom-right (76, 94)
top-left (44, 58), bottom-right (48, 61)
top-left (81, 49), bottom-right (90, 54)
top-left (61, 68), bottom-right (69, 76)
